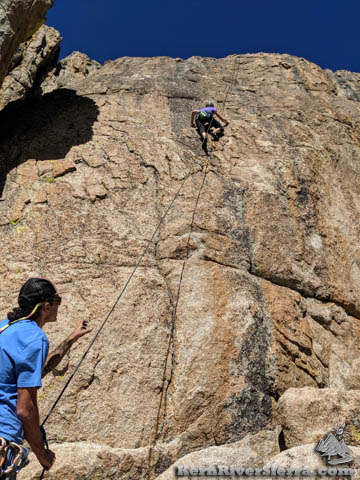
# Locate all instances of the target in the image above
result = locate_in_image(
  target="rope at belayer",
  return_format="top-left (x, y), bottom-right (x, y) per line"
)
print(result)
top-left (39, 55), bottom-right (240, 479)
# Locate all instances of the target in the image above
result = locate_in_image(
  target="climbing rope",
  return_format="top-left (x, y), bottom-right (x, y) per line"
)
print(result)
top-left (41, 170), bottom-right (196, 428)
top-left (38, 164), bottom-right (196, 480)
top-left (146, 55), bottom-right (240, 474)
top-left (219, 55), bottom-right (241, 111)
top-left (146, 134), bottom-right (212, 476)
top-left (39, 54), bottom-right (240, 479)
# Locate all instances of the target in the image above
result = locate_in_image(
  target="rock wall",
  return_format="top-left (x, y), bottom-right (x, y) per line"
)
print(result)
top-left (0, 25), bottom-right (61, 110)
top-left (0, 0), bottom-right (54, 105)
top-left (1, 5), bottom-right (360, 479)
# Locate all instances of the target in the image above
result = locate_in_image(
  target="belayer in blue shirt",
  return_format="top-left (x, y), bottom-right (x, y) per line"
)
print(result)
top-left (0, 278), bottom-right (92, 478)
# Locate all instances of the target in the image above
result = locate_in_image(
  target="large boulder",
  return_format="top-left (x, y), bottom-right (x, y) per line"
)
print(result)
top-left (155, 429), bottom-right (281, 480)
top-left (156, 442), bottom-right (360, 480)
top-left (269, 444), bottom-right (359, 480)
top-left (23, 442), bottom-right (149, 480)
top-left (278, 388), bottom-right (360, 449)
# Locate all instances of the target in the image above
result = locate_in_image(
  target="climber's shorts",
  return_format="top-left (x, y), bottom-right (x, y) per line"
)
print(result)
top-left (195, 117), bottom-right (222, 135)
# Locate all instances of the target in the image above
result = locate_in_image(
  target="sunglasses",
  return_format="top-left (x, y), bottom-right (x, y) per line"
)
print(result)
top-left (46, 293), bottom-right (62, 305)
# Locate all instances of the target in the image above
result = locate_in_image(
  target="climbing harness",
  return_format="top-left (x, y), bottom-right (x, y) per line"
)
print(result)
top-left (198, 114), bottom-right (215, 155)
top-left (0, 436), bottom-right (29, 478)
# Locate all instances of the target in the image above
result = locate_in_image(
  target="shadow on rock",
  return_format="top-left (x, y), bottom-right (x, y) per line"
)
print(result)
top-left (0, 88), bottom-right (99, 196)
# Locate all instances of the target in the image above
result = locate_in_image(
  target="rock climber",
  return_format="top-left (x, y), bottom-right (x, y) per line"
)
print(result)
top-left (191, 102), bottom-right (229, 146)
top-left (0, 278), bottom-right (92, 479)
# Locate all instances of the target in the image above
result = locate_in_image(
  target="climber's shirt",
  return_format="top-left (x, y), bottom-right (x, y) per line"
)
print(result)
top-left (0, 319), bottom-right (48, 443)
top-left (197, 106), bottom-right (217, 123)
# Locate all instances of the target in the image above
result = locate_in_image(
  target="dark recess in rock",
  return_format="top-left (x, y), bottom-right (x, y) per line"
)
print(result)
top-left (0, 88), bottom-right (99, 196)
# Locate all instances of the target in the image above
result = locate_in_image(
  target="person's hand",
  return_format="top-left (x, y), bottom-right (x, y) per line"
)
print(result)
top-left (225, 121), bottom-right (229, 126)
top-left (191, 123), bottom-right (196, 128)
top-left (70, 320), bottom-right (92, 342)
top-left (36, 448), bottom-right (56, 470)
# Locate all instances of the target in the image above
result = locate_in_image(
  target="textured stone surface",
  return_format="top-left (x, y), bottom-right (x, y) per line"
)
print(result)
top-left (0, 25), bottom-right (61, 109)
top-left (278, 388), bottom-right (360, 449)
top-left (39, 50), bottom-right (101, 94)
top-left (20, 429), bottom-right (280, 480)
top-left (0, 52), bottom-right (360, 479)
top-left (156, 441), bottom-right (360, 480)
top-left (0, 0), bottom-right (54, 94)
top-left (24, 442), bottom-right (149, 480)
top-left (260, 281), bottom-right (360, 396)
top-left (155, 429), bottom-right (281, 480)
top-left (269, 444), bottom-right (360, 480)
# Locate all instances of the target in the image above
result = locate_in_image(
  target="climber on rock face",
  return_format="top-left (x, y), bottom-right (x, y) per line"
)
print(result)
top-left (191, 102), bottom-right (229, 144)
top-left (0, 278), bottom-right (92, 478)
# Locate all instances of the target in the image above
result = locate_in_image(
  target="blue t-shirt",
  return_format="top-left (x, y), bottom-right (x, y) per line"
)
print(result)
top-left (0, 319), bottom-right (49, 443)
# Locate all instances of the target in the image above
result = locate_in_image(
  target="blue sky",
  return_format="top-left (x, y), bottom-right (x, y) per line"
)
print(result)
top-left (47, 0), bottom-right (359, 73)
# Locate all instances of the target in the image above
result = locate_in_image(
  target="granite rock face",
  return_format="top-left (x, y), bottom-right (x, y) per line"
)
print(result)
top-left (268, 444), bottom-right (360, 480)
top-left (39, 50), bottom-right (101, 94)
top-left (23, 429), bottom-right (280, 480)
top-left (0, 48), bottom-right (360, 479)
top-left (156, 440), bottom-right (360, 480)
top-left (278, 388), bottom-right (360, 449)
top-left (0, 25), bottom-right (61, 109)
top-left (155, 429), bottom-right (281, 480)
top-left (0, 0), bottom-right (54, 97)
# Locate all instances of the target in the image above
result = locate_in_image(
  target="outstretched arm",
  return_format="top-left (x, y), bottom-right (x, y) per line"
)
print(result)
top-left (42, 320), bottom-right (92, 378)
top-left (215, 112), bottom-right (229, 124)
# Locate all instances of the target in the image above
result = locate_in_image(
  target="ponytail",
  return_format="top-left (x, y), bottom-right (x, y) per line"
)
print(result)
top-left (7, 305), bottom-right (42, 322)
top-left (7, 307), bottom-right (28, 322)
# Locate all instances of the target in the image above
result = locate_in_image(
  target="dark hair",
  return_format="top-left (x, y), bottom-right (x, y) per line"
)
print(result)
top-left (7, 278), bottom-right (56, 322)
top-left (7, 306), bottom-right (42, 322)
